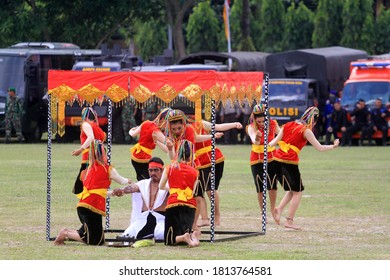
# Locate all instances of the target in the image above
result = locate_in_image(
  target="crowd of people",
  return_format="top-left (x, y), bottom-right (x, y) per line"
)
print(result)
top-left (53, 101), bottom-right (346, 248)
top-left (320, 96), bottom-right (389, 147)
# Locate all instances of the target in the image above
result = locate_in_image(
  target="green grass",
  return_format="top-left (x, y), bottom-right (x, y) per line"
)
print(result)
top-left (0, 142), bottom-right (389, 260)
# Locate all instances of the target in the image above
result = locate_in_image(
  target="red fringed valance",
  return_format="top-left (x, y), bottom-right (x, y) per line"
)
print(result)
top-left (48, 70), bottom-right (264, 136)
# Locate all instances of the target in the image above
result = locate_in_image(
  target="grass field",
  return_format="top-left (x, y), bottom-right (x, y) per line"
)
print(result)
top-left (0, 141), bottom-right (389, 260)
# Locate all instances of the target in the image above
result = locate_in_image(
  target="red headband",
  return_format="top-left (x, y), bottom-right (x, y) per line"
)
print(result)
top-left (149, 162), bottom-right (163, 169)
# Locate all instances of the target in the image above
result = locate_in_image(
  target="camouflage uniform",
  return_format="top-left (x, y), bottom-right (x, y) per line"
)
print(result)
top-left (121, 100), bottom-right (137, 143)
top-left (5, 91), bottom-right (24, 143)
top-left (143, 101), bottom-right (160, 121)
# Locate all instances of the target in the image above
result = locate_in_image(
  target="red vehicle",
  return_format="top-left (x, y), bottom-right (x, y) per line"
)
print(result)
top-left (341, 60), bottom-right (390, 142)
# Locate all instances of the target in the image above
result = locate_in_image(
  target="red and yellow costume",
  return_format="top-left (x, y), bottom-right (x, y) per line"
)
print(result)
top-left (77, 163), bottom-right (112, 216)
top-left (80, 121), bottom-right (106, 164)
top-left (130, 120), bottom-right (160, 163)
top-left (166, 163), bottom-right (198, 209)
top-left (191, 121), bottom-right (224, 169)
top-left (249, 119), bottom-right (278, 165)
top-left (172, 125), bottom-right (196, 150)
top-left (274, 121), bottom-right (307, 165)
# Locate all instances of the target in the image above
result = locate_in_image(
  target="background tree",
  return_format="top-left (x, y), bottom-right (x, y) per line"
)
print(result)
top-left (228, 0), bottom-right (243, 51)
top-left (374, 5), bottom-right (390, 54)
top-left (250, 0), bottom-right (264, 51)
top-left (237, 0), bottom-right (256, 51)
top-left (360, 11), bottom-right (376, 54)
top-left (258, 0), bottom-right (285, 52)
top-left (0, 0), bottom-right (165, 49)
top-left (186, 1), bottom-right (220, 53)
top-left (134, 18), bottom-right (168, 63)
top-left (282, 2), bottom-right (314, 50)
top-left (340, 0), bottom-right (374, 51)
top-left (312, 0), bottom-right (343, 47)
top-left (165, 0), bottom-right (197, 59)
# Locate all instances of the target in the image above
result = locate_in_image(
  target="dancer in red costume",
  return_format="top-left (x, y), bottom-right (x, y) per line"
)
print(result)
top-left (269, 107), bottom-right (339, 230)
top-left (54, 140), bottom-right (132, 245)
top-left (71, 107), bottom-right (106, 195)
top-left (246, 103), bottom-right (280, 222)
top-left (159, 139), bottom-right (200, 247)
top-left (191, 119), bottom-right (242, 228)
top-left (129, 108), bottom-right (170, 181)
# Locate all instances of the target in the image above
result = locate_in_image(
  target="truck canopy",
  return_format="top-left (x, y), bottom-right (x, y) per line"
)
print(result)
top-left (265, 46), bottom-right (368, 98)
top-left (177, 51), bottom-right (269, 71)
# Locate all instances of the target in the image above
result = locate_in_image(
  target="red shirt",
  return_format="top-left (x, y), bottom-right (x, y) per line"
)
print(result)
top-left (80, 121), bottom-right (106, 163)
top-left (77, 164), bottom-right (111, 216)
top-left (249, 119), bottom-right (278, 164)
top-left (131, 120), bottom-right (160, 163)
top-left (274, 121), bottom-right (308, 165)
top-left (166, 163), bottom-right (198, 209)
top-left (191, 121), bottom-right (224, 169)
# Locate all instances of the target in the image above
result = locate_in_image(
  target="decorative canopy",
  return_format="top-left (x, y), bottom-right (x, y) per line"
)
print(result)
top-left (47, 70), bottom-right (264, 136)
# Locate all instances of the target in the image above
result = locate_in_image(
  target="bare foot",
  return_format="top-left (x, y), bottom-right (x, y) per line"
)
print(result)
top-left (271, 208), bottom-right (276, 221)
top-left (53, 229), bottom-right (67, 245)
top-left (197, 218), bottom-right (210, 227)
top-left (285, 218), bottom-right (301, 230)
top-left (182, 232), bottom-right (195, 247)
top-left (215, 215), bottom-right (221, 226)
top-left (191, 230), bottom-right (201, 247)
top-left (273, 208), bottom-right (281, 225)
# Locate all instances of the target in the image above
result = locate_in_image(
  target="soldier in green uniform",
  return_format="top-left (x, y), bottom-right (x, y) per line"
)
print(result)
top-left (5, 87), bottom-right (24, 143)
top-left (142, 101), bottom-right (160, 121)
top-left (121, 99), bottom-right (138, 144)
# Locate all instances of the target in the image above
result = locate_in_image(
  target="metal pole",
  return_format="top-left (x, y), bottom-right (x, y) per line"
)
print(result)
top-left (210, 100), bottom-right (216, 242)
top-left (261, 73), bottom-right (270, 234)
top-left (46, 94), bottom-right (52, 241)
top-left (105, 98), bottom-right (113, 230)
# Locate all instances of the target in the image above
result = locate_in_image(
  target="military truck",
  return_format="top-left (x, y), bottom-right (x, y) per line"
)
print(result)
top-left (0, 42), bottom-right (100, 142)
top-left (265, 46), bottom-right (368, 124)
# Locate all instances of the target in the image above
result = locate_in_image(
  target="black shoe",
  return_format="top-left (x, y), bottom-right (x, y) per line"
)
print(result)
top-left (116, 235), bottom-right (136, 242)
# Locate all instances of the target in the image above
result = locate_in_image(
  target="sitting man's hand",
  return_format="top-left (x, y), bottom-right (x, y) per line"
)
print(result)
top-left (113, 188), bottom-right (125, 197)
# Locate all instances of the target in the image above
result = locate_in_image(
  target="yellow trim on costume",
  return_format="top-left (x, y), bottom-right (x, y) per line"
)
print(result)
top-left (130, 143), bottom-right (153, 156)
top-left (77, 204), bottom-right (106, 216)
top-left (76, 187), bottom-right (107, 200)
top-left (169, 187), bottom-right (193, 202)
top-left (81, 148), bottom-right (89, 155)
top-left (251, 144), bottom-right (275, 153)
top-left (278, 141), bottom-right (300, 154)
top-left (195, 146), bottom-right (212, 157)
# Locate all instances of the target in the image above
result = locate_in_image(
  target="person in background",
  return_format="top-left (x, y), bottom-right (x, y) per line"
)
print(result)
top-left (142, 100), bottom-right (160, 121)
top-left (219, 99), bottom-right (241, 144)
top-left (366, 98), bottom-right (388, 146)
top-left (326, 98), bottom-right (349, 146)
top-left (346, 99), bottom-right (370, 146)
top-left (121, 98), bottom-right (138, 144)
top-left (4, 87), bottom-right (24, 143)
top-left (269, 107), bottom-right (339, 230)
top-left (71, 107), bottom-right (106, 195)
top-left (54, 140), bottom-right (132, 246)
top-left (239, 100), bottom-right (253, 144)
top-left (159, 139), bottom-right (201, 247)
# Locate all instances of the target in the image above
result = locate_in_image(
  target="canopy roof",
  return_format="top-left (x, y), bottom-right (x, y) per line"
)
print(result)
top-left (47, 70), bottom-right (265, 136)
top-left (48, 70), bottom-right (264, 104)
